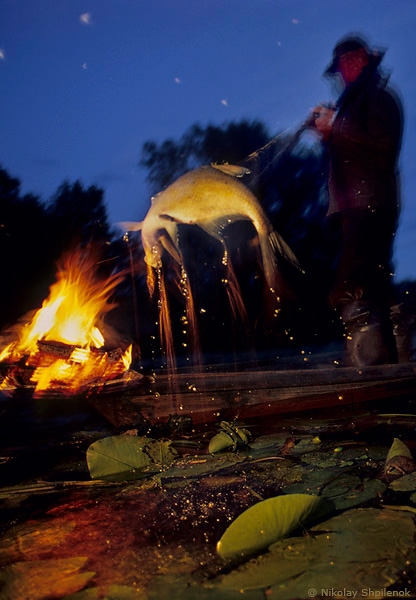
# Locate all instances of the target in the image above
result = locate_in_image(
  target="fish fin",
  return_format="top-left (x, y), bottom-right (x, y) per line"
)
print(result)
top-left (150, 191), bottom-right (162, 204)
top-left (158, 218), bottom-right (182, 263)
top-left (159, 214), bottom-right (182, 223)
top-left (117, 221), bottom-right (143, 232)
top-left (199, 215), bottom-right (247, 242)
top-left (161, 213), bottom-right (248, 235)
top-left (269, 231), bottom-right (304, 272)
top-left (210, 163), bottom-right (251, 178)
top-left (159, 232), bottom-right (182, 264)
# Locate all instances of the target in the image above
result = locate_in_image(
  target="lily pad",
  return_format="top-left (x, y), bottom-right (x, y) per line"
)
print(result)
top-left (86, 435), bottom-right (151, 480)
top-left (65, 584), bottom-right (147, 599)
top-left (160, 452), bottom-right (246, 481)
top-left (214, 507), bottom-right (416, 597)
top-left (208, 431), bottom-right (237, 453)
top-left (143, 439), bottom-right (179, 469)
top-left (386, 437), bottom-right (413, 462)
top-left (322, 474), bottom-right (386, 510)
top-left (216, 493), bottom-right (329, 562)
top-left (0, 520), bottom-right (75, 563)
top-left (385, 438), bottom-right (416, 479)
top-left (147, 574), bottom-right (263, 600)
top-left (0, 557), bottom-right (94, 600)
top-left (389, 470), bottom-right (416, 492)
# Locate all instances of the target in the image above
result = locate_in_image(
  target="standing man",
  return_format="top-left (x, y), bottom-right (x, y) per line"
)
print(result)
top-left (312, 34), bottom-right (404, 367)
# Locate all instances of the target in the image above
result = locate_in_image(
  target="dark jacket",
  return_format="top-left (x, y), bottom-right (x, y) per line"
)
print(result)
top-left (327, 60), bottom-right (403, 217)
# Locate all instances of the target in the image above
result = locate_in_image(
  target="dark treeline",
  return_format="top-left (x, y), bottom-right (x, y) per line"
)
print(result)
top-left (1, 118), bottom-right (414, 367)
top-left (0, 167), bottom-right (116, 328)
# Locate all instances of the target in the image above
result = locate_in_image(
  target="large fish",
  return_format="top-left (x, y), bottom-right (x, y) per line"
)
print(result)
top-left (119, 164), bottom-right (299, 291)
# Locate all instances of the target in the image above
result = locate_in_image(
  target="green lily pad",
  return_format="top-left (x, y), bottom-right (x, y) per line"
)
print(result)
top-left (65, 584), bottom-right (147, 599)
top-left (143, 439), bottom-right (179, 469)
top-left (389, 470), bottom-right (416, 492)
top-left (147, 574), bottom-right (263, 600)
top-left (208, 431), bottom-right (236, 453)
top-left (62, 590), bottom-right (101, 600)
top-left (86, 435), bottom-right (152, 480)
top-left (216, 493), bottom-right (329, 562)
top-left (160, 452), bottom-right (245, 481)
top-left (214, 507), bottom-right (416, 597)
top-left (248, 433), bottom-right (287, 451)
top-left (386, 438), bottom-right (413, 462)
top-left (322, 474), bottom-right (386, 510)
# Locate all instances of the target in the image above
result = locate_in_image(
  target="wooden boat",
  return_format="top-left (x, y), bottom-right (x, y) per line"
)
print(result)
top-left (2, 353), bottom-right (416, 431)
top-left (86, 359), bottom-right (416, 429)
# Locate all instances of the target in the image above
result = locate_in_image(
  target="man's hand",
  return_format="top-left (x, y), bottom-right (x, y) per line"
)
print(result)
top-left (311, 105), bottom-right (336, 140)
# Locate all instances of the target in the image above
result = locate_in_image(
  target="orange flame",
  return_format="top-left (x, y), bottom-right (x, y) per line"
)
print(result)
top-left (0, 246), bottom-right (132, 396)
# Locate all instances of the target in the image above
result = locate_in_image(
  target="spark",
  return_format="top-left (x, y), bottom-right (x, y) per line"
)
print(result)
top-left (80, 12), bottom-right (92, 25)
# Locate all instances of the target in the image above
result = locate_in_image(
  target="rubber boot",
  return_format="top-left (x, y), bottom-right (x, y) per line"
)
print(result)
top-left (390, 303), bottom-right (415, 363)
top-left (340, 301), bottom-right (396, 368)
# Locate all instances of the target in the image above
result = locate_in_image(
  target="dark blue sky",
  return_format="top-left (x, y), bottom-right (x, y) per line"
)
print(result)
top-left (1, 0), bottom-right (415, 280)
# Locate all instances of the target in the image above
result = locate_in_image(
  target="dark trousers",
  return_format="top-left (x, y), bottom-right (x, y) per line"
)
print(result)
top-left (327, 207), bottom-right (398, 313)
top-left (326, 207), bottom-right (399, 365)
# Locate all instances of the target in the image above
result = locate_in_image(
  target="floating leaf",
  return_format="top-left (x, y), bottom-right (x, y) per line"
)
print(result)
top-left (322, 474), bottom-right (386, 511)
top-left (65, 584), bottom-right (147, 600)
top-left (215, 508), bottom-right (416, 596)
top-left (385, 438), bottom-right (416, 478)
top-left (386, 438), bottom-right (413, 463)
top-left (216, 493), bottom-right (328, 562)
top-left (209, 431), bottom-right (236, 454)
top-left (160, 452), bottom-right (245, 481)
top-left (0, 557), bottom-right (94, 600)
top-left (389, 470), bottom-right (416, 492)
top-left (0, 520), bottom-right (75, 564)
top-left (86, 435), bottom-right (151, 480)
top-left (144, 439), bottom-right (179, 469)
top-left (208, 422), bottom-right (250, 454)
top-left (148, 574), bottom-right (263, 600)
top-left (62, 589), bottom-right (101, 600)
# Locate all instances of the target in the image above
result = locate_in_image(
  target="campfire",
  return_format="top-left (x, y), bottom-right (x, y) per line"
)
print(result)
top-left (0, 246), bottom-right (139, 398)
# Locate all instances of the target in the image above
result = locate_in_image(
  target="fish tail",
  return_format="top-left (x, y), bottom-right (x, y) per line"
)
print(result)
top-left (146, 265), bottom-right (157, 296)
top-left (258, 234), bottom-right (279, 290)
top-left (258, 230), bottom-right (303, 289)
top-left (269, 231), bottom-right (302, 271)
top-left (117, 221), bottom-right (144, 233)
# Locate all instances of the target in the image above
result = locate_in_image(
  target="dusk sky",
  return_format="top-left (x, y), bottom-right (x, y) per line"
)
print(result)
top-left (1, 0), bottom-right (416, 281)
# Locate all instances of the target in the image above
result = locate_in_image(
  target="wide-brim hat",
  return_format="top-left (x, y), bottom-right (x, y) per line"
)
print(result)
top-left (324, 34), bottom-right (384, 76)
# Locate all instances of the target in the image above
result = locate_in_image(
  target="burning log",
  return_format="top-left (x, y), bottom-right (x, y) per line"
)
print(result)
top-left (0, 246), bottom-right (141, 398)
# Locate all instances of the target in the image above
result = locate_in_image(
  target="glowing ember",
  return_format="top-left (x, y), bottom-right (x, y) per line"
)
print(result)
top-left (0, 247), bottom-right (133, 396)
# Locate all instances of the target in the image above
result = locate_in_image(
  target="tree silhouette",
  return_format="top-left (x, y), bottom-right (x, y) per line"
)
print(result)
top-left (139, 119), bottom-right (270, 193)
top-left (46, 180), bottom-right (111, 258)
top-left (0, 171), bottom-right (118, 330)
top-left (0, 166), bottom-right (52, 327)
